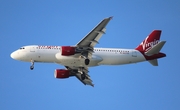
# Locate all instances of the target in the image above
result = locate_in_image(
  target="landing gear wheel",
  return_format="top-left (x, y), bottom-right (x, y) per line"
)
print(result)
top-left (81, 73), bottom-right (86, 80)
top-left (30, 66), bottom-right (34, 70)
top-left (85, 59), bottom-right (90, 65)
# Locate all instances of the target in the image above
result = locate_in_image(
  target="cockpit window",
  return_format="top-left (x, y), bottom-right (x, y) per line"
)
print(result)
top-left (19, 47), bottom-right (25, 49)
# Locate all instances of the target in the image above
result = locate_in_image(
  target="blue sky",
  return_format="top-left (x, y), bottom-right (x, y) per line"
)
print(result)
top-left (1, 0), bottom-right (180, 110)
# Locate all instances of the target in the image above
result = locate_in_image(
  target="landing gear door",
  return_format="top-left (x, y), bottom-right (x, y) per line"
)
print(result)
top-left (132, 51), bottom-right (137, 57)
top-left (30, 47), bottom-right (35, 52)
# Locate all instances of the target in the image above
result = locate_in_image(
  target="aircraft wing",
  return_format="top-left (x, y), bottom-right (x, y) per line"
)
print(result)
top-left (76, 17), bottom-right (112, 57)
top-left (62, 17), bottom-right (113, 87)
top-left (76, 16), bottom-right (112, 47)
top-left (65, 66), bottom-right (94, 87)
top-left (75, 72), bottom-right (94, 87)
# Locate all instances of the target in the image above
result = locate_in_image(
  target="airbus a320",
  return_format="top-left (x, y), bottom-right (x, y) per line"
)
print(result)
top-left (10, 17), bottom-right (166, 86)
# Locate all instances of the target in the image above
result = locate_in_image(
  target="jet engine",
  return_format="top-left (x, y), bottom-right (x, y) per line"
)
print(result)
top-left (61, 46), bottom-right (76, 56)
top-left (54, 69), bottom-right (70, 78)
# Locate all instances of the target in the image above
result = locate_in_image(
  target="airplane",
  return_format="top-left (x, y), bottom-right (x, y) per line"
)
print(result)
top-left (10, 17), bottom-right (166, 87)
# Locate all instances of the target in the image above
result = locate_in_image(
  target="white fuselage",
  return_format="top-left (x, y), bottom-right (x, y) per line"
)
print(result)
top-left (11, 45), bottom-right (146, 67)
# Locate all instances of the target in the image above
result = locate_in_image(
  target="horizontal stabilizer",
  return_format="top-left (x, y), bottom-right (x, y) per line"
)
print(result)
top-left (148, 59), bottom-right (158, 66)
top-left (145, 41), bottom-right (166, 56)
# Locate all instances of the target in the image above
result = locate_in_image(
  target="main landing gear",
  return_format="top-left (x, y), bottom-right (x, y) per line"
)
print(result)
top-left (79, 67), bottom-right (86, 80)
top-left (85, 59), bottom-right (90, 65)
top-left (81, 72), bottom-right (86, 80)
top-left (80, 55), bottom-right (90, 65)
top-left (30, 60), bottom-right (34, 70)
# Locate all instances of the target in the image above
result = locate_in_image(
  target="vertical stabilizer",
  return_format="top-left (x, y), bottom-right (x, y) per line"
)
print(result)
top-left (135, 30), bottom-right (166, 66)
top-left (135, 30), bottom-right (161, 52)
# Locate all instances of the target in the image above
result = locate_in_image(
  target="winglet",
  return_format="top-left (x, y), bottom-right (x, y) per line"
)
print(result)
top-left (109, 16), bottom-right (113, 20)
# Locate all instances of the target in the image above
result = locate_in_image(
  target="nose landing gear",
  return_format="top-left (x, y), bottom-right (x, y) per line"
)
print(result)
top-left (30, 60), bottom-right (34, 70)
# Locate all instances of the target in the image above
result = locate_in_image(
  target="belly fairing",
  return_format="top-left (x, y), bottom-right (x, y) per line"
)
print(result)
top-left (55, 53), bottom-right (102, 67)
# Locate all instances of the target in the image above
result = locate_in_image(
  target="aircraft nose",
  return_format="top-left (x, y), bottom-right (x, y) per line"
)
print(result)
top-left (10, 51), bottom-right (18, 60)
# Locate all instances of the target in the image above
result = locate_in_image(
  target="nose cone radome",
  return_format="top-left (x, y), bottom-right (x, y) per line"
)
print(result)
top-left (10, 51), bottom-right (18, 60)
top-left (10, 52), bottom-right (15, 59)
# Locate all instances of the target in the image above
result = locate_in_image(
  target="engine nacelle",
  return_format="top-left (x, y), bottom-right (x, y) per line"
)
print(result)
top-left (54, 69), bottom-right (70, 79)
top-left (61, 46), bottom-right (76, 56)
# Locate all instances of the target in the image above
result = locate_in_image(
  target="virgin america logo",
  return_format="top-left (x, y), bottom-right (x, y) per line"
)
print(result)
top-left (141, 36), bottom-right (159, 51)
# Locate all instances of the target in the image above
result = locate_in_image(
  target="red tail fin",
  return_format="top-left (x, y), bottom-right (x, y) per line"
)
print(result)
top-left (135, 30), bottom-right (161, 52)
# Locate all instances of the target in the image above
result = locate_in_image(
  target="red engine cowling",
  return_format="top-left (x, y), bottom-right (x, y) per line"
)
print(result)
top-left (61, 46), bottom-right (76, 56)
top-left (54, 69), bottom-right (70, 79)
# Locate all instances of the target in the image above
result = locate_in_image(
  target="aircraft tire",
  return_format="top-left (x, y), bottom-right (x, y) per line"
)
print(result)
top-left (30, 66), bottom-right (34, 70)
top-left (81, 73), bottom-right (86, 80)
top-left (85, 59), bottom-right (90, 65)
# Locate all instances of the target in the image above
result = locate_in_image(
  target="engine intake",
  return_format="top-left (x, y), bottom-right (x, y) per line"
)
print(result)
top-left (54, 69), bottom-right (70, 79)
top-left (61, 46), bottom-right (76, 56)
